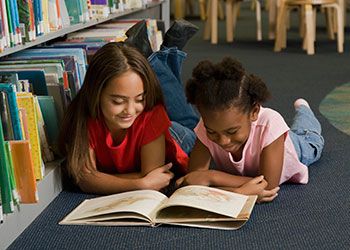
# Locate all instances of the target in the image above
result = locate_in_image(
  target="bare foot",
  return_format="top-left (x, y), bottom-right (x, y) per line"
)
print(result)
top-left (294, 98), bottom-right (310, 109)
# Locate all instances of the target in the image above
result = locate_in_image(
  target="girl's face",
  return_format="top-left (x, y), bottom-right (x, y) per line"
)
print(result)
top-left (100, 70), bottom-right (145, 133)
top-left (199, 105), bottom-right (259, 155)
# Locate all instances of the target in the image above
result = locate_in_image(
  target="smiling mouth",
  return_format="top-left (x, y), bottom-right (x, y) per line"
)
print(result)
top-left (118, 116), bottom-right (134, 122)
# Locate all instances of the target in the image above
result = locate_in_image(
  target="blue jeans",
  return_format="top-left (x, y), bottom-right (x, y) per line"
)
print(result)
top-left (148, 47), bottom-right (199, 154)
top-left (289, 105), bottom-right (324, 166)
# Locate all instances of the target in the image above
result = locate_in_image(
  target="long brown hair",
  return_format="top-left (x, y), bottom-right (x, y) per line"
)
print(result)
top-left (58, 42), bottom-right (163, 183)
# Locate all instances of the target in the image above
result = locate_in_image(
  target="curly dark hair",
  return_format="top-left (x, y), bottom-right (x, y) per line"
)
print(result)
top-left (186, 57), bottom-right (270, 113)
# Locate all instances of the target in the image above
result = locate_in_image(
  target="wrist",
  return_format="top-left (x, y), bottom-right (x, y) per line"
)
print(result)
top-left (137, 177), bottom-right (148, 190)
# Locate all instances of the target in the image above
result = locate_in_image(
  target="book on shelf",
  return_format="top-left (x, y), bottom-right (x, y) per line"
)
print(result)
top-left (60, 185), bottom-right (257, 230)
top-left (16, 92), bottom-right (44, 180)
top-left (9, 140), bottom-right (38, 203)
top-left (0, 116), bottom-right (14, 214)
top-left (0, 82), bottom-right (23, 140)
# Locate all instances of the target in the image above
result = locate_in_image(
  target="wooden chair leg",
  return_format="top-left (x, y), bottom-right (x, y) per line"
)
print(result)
top-left (325, 8), bottom-right (335, 40)
top-left (305, 4), bottom-right (315, 55)
top-left (232, 2), bottom-right (241, 41)
top-left (255, 0), bottom-right (262, 40)
top-left (199, 0), bottom-right (207, 20)
top-left (226, 0), bottom-right (234, 42)
top-left (174, 0), bottom-right (185, 19)
top-left (268, 0), bottom-right (277, 39)
top-left (335, 4), bottom-right (344, 52)
top-left (274, 0), bottom-right (287, 51)
top-left (204, 0), bottom-right (212, 40)
top-left (211, 0), bottom-right (218, 44)
top-left (218, 0), bottom-right (225, 20)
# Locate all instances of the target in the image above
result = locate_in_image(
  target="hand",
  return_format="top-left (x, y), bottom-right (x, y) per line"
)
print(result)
top-left (236, 175), bottom-right (268, 195)
top-left (236, 175), bottom-right (280, 203)
top-left (257, 186), bottom-right (280, 203)
top-left (141, 163), bottom-right (174, 191)
top-left (176, 170), bottom-right (210, 188)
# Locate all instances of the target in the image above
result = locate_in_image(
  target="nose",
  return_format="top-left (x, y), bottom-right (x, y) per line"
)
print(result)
top-left (217, 135), bottom-right (231, 146)
top-left (125, 101), bottom-right (136, 115)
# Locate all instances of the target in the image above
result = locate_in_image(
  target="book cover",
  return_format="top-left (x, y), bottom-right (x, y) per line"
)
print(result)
top-left (34, 96), bottom-right (54, 162)
top-left (60, 185), bottom-right (257, 230)
top-left (9, 140), bottom-right (38, 203)
top-left (16, 92), bottom-right (44, 180)
top-left (37, 95), bottom-right (59, 148)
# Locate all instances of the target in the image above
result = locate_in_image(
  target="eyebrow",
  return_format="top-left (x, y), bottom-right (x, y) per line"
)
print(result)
top-left (204, 125), bottom-right (240, 132)
top-left (109, 92), bottom-right (145, 99)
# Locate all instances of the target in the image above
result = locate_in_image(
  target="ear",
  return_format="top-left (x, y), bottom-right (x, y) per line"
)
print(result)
top-left (250, 104), bottom-right (260, 121)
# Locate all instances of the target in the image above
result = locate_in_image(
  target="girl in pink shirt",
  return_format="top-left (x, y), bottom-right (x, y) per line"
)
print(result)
top-left (177, 57), bottom-right (324, 203)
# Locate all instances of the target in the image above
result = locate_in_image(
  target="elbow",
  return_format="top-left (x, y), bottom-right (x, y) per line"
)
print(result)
top-left (76, 172), bottom-right (98, 194)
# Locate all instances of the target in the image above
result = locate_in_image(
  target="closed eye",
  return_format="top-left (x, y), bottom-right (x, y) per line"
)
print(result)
top-left (226, 130), bottom-right (237, 135)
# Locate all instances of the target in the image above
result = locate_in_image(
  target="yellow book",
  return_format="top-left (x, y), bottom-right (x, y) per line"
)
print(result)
top-left (9, 140), bottom-right (38, 203)
top-left (16, 92), bottom-right (44, 180)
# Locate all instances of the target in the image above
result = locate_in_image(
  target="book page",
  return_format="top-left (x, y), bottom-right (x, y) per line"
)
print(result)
top-left (158, 185), bottom-right (249, 218)
top-left (60, 190), bottom-right (167, 224)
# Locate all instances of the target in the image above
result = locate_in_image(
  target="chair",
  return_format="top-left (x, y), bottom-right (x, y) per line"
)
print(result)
top-left (204, 0), bottom-right (263, 44)
top-left (274, 0), bottom-right (344, 55)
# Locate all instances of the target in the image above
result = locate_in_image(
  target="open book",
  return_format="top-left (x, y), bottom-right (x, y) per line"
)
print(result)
top-left (59, 185), bottom-right (257, 230)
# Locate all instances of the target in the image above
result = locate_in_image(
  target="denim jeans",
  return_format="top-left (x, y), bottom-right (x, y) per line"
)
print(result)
top-left (289, 105), bottom-right (324, 166)
top-left (148, 47), bottom-right (199, 154)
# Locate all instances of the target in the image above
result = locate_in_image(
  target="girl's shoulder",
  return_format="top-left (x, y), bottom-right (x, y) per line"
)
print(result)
top-left (134, 104), bottom-right (170, 128)
top-left (257, 107), bottom-right (285, 125)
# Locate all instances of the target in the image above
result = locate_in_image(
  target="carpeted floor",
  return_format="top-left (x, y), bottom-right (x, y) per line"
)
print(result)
top-left (320, 82), bottom-right (350, 135)
top-left (8, 4), bottom-right (350, 249)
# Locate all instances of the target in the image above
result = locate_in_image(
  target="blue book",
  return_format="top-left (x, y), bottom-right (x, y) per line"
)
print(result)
top-left (0, 83), bottom-right (23, 140)
top-left (0, 70), bottom-right (49, 95)
top-left (33, 0), bottom-right (43, 36)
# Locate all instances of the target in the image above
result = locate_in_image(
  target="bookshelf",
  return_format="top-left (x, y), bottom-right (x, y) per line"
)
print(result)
top-left (0, 1), bottom-right (170, 248)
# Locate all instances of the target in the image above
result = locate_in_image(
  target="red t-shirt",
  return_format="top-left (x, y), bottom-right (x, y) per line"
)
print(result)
top-left (88, 105), bottom-right (188, 175)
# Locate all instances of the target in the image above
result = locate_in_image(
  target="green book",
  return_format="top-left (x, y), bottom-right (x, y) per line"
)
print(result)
top-left (0, 119), bottom-right (14, 214)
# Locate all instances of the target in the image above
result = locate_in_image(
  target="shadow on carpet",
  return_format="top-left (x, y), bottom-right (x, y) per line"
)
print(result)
top-left (319, 82), bottom-right (350, 136)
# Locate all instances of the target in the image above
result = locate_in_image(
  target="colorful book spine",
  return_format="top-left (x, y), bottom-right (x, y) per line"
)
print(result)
top-left (0, 119), bottom-right (14, 213)
top-left (1, 0), bottom-right (10, 47)
top-left (0, 83), bottom-right (23, 140)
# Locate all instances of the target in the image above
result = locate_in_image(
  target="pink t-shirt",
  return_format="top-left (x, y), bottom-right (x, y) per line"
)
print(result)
top-left (195, 107), bottom-right (308, 184)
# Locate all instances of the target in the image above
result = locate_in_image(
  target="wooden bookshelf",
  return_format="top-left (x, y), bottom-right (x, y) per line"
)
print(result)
top-left (0, 1), bottom-right (169, 248)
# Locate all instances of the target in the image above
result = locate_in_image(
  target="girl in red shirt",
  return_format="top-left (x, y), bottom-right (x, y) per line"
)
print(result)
top-left (59, 42), bottom-right (195, 194)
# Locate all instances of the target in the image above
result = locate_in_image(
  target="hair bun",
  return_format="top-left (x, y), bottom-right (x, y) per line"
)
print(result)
top-left (193, 60), bottom-right (214, 81)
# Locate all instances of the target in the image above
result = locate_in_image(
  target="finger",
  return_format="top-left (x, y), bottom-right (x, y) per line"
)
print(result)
top-left (260, 193), bottom-right (278, 203)
top-left (168, 171), bottom-right (175, 179)
top-left (251, 175), bottom-right (264, 184)
top-left (175, 177), bottom-right (184, 187)
top-left (262, 188), bottom-right (278, 197)
top-left (163, 162), bottom-right (173, 170)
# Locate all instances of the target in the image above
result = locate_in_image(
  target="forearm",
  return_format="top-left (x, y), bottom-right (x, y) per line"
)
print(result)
top-left (78, 170), bottom-right (146, 195)
top-left (209, 170), bottom-right (253, 188)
